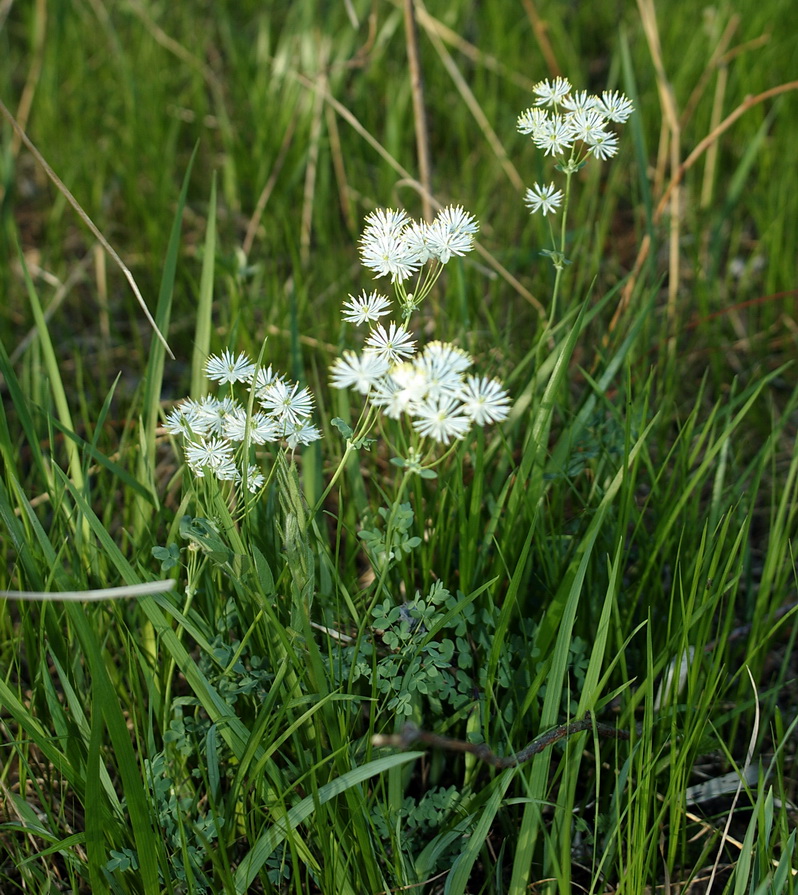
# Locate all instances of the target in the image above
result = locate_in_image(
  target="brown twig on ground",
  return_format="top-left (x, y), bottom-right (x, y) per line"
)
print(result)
top-left (373, 714), bottom-right (629, 769)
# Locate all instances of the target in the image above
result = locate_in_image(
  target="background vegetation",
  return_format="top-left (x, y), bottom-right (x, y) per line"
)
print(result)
top-left (1, 0), bottom-right (796, 892)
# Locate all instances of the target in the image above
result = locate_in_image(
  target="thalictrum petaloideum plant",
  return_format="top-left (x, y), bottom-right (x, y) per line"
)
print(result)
top-left (517, 78), bottom-right (634, 320)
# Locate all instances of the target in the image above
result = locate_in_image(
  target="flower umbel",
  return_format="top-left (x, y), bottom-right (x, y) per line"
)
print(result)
top-left (517, 80), bottom-right (634, 292)
top-left (167, 351), bottom-right (321, 495)
top-left (517, 81), bottom-right (634, 172)
top-left (358, 204), bottom-right (479, 291)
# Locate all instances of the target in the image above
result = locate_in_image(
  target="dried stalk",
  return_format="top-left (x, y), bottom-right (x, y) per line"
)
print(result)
top-left (373, 714), bottom-right (629, 769)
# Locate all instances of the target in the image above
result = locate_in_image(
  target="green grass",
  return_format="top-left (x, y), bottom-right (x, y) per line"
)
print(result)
top-left (2, 1), bottom-right (798, 893)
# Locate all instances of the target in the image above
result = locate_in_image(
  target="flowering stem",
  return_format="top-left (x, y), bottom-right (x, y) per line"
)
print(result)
top-left (549, 169), bottom-right (572, 322)
top-left (371, 471), bottom-right (413, 601)
top-left (310, 439), bottom-right (356, 517)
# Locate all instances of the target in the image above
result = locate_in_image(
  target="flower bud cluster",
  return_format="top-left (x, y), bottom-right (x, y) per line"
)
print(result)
top-left (165, 350), bottom-right (321, 491)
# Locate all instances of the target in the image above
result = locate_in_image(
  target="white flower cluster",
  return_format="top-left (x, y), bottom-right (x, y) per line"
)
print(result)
top-left (331, 337), bottom-right (510, 445)
top-left (331, 206), bottom-right (510, 447)
top-left (517, 78), bottom-right (634, 215)
top-left (359, 205), bottom-right (479, 283)
top-left (165, 350), bottom-right (321, 491)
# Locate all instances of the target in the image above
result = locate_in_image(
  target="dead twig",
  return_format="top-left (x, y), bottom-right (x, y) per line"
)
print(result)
top-left (373, 713), bottom-right (629, 769)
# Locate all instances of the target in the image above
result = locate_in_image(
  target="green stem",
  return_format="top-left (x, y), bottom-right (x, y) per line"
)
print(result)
top-left (549, 166), bottom-right (573, 323)
top-left (372, 471), bottom-right (412, 600)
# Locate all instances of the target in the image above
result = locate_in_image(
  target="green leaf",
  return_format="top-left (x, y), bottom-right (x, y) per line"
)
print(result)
top-left (233, 753), bottom-right (423, 893)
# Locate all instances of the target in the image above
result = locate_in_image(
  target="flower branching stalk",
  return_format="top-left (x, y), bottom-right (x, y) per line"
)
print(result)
top-left (161, 351), bottom-right (324, 614)
top-left (320, 203), bottom-right (514, 635)
top-left (517, 77), bottom-right (635, 322)
top-left (329, 205), bottom-right (511, 475)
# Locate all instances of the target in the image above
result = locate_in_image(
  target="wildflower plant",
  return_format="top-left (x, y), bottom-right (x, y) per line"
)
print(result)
top-left (330, 205), bottom-right (510, 479)
top-left (325, 203), bottom-right (511, 611)
top-left (517, 78), bottom-right (634, 318)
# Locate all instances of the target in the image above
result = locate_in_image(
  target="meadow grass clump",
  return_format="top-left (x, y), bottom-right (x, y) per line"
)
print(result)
top-left (2, 3), bottom-right (798, 894)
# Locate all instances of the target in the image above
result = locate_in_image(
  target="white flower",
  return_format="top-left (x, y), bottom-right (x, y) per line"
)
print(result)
top-left (598, 90), bottom-right (634, 123)
top-left (524, 182), bottom-right (564, 216)
top-left (588, 130), bottom-right (619, 160)
top-left (221, 406), bottom-right (249, 442)
top-left (223, 408), bottom-right (280, 444)
top-left (532, 77), bottom-right (572, 107)
top-left (517, 106), bottom-right (549, 136)
top-left (360, 231), bottom-right (422, 282)
top-left (329, 350), bottom-right (390, 394)
top-left (402, 220), bottom-right (434, 265)
top-left (458, 376), bottom-right (511, 425)
top-left (532, 114), bottom-right (574, 156)
top-left (415, 350), bottom-right (467, 402)
top-left (364, 322), bottom-right (417, 364)
top-left (389, 362), bottom-right (430, 409)
top-left (214, 457), bottom-right (241, 482)
top-left (561, 91), bottom-right (600, 114)
top-left (251, 365), bottom-right (284, 397)
top-left (423, 340), bottom-right (472, 374)
top-left (249, 412), bottom-right (283, 444)
top-left (436, 206), bottom-right (480, 237)
top-left (205, 349), bottom-right (256, 384)
top-left (165, 402), bottom-right (203, 438)
top-left (244, 465), bottom-right (265, 493)
top-left (368, 376), bottom-right (407, 419)
top-left (259, 380), bottom-right (314, 427)
top-left (362, 208), bottom-right (410, 240)
top-left (284, 419), bottom-right (322, 449)
top-left (427, 205), bottom-right (479, 263)
top-left (411, 397), bottom-right (472, 444)
top-left (341, 290), bottom-right (393, 326)
top-left (194, 395), bottom-right (239, 435)
top-left (185, 436), bottom-right (234, 473)
top-left (568, 109), bottom-right (610, 144)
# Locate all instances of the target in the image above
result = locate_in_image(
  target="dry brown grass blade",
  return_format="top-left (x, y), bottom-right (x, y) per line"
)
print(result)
top-left (404, 0), bottom-right (433, 223)
top-left (416, 0), bottom-right (525, 193)
top-left (657, 81), bottom-right (798, 221)
top-left (610, 77), bottom-right (798, 334)
top-left (290, 69), bottom-right (545, 317)
top-left (410, 4), bottom-right (538, 93)
top-left (680, 13), bottom-right (740, 128)
top-left (325, 100), bottom-right (356, 236)
top-left (0, 97), bottom-right (174, 359)
top-left (637, 0), bottom-right (682, 352)
top-left (521, 0), bottom-right (562, 79)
